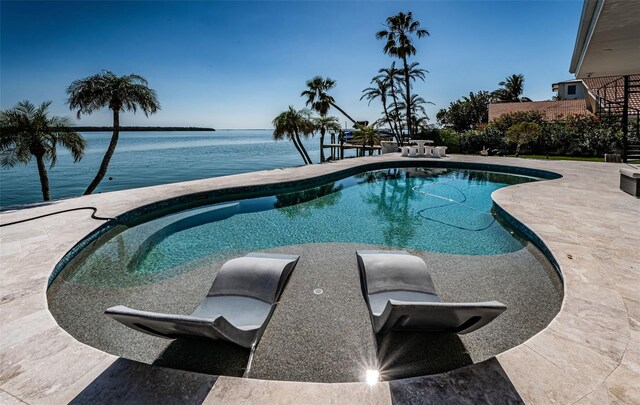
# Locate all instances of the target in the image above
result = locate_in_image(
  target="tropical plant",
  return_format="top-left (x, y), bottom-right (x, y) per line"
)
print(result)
top-left (437, 91), bottom-right (494, 131)
top-left (374, 63), bottom-right (404, 141)
top-left (361, 79), bottom-right (399, 143)
top-left (273, 107), bottom-right (315, 164)
top-left (352, 125), bottom-right (381, 156)
top-left (399, 93), bottom-right (432, 132)
top-left (493, 74), bottom-right (532, 103)
top-left (376, 11), bottom-right (429, 138)
top-left (67, 70), bottom-right (160, 195)
top-left (301, 76), bottom-right (358, 126)
top-left (374, 61), bottom-right (404, 140)
top-left (313, 115), bottom-right (341, 162)
top-left (0, 101), bottom-right (86, 201)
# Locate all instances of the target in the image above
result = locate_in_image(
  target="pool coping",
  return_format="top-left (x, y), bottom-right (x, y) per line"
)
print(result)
top-left (1, 154), bottom-right (638, 404)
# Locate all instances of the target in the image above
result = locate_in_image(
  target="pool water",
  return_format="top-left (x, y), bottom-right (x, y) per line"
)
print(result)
top-left (60, 168), bottom-right (538, 288)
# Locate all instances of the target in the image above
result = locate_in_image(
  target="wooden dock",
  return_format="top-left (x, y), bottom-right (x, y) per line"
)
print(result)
top-left (323, 143), bottom-right (382, 160)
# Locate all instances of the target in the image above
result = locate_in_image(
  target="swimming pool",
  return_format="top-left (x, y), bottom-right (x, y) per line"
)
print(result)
top-left (47, 165), bottom-right (563, 382)
top-left (57, 168), bottom-right (538, 288)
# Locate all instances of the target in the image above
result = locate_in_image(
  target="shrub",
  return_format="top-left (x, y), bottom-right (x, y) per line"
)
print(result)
top-left (491, 111), bottom-right (545, 133)
top-left (506, 122), bottom-right (542, 156)
top-left (452, 112), bottom-right (620, 157)
top-left (413, 127), bottom-right (461, 153)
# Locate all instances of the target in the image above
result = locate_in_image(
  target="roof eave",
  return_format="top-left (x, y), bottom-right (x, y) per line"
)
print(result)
top-left (569, 0), bottom-right (603, 75)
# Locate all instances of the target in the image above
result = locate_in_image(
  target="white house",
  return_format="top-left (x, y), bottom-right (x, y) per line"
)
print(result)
top-left (551, 79), bottom-right (586, 100)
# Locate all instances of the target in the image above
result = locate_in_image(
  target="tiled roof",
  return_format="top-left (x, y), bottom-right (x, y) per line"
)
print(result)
top-left (488, 100), bottom-right (592, 122)
top-left (582, 75), bottom-right (640, 90)
top-left (582, 75), bottom-right (640, 111)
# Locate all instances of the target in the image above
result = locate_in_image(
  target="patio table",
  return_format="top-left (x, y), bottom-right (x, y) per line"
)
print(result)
top-left (415, 140), bottom-right (432, 156)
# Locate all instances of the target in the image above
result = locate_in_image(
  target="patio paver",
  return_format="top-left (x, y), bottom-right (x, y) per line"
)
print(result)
top-left (1, 154), bottom-right (638, 404)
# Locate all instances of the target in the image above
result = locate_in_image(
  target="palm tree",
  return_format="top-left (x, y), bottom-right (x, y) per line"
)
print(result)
top-left (0, 101), bottom-right (86, 201)
top-left (377, 11), bottom-right (429, 138)
top-left (352, 125), bottom-right (381, 156)
top-left (301, 76), bottom-right (358, 127)
top-left (273, 107), bottom-right (314, 165)
top-left (494, 74), bottom-right (532, 102)
top-left (313, 115), bottom-right (341, 162)
top-left (67, 70), bottom-right (160, 195)
top-left (375, 63), bottom-right (404, 141)
top-left (361, 78), bottom-right (401, 144)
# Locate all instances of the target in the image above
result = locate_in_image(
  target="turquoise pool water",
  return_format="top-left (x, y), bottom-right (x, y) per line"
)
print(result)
top-left (60, 168), bottom-right (538, 287)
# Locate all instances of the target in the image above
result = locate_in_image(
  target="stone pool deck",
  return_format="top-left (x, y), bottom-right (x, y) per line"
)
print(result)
top-left (0, 154), bottom-right (638, 404)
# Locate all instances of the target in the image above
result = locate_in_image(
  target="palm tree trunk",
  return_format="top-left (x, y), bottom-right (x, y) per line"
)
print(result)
top-left (330, 102), bottom-right (358, 127)
top-left (291, 132), bottom-right (309, 165)
top-left (295, 132), bottom-right (313, 164)
top-left (402, 56), bottom-right (412, 139)
top-left (388, 87), bottom-right (403, 145)
top-left (381, 100), bottom-right (399, 144)
top-left (35, 154), bottom-right (51, 201)
top-left (85, 109), bottom-right (120, 195)
top-left (319, 129), bottom-right (326, 163)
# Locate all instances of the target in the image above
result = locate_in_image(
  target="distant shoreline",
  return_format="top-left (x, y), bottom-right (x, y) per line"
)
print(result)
top-left (75, 126), bottom-right (216, 132)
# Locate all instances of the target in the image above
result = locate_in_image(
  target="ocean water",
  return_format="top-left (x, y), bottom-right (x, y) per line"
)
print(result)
top-left (0, 130), bottom-right (333, 207)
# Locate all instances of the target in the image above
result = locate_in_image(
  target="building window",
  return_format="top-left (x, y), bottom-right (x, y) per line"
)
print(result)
top-left (567, 85), bottom-right (577, 95)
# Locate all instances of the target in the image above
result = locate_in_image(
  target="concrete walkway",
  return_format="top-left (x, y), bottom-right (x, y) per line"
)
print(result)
top-left (1, 154), bottom-right (638, 404)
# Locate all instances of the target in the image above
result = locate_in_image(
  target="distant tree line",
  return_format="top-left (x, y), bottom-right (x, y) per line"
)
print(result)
top-left (73, 126), bottom-right (215, 132)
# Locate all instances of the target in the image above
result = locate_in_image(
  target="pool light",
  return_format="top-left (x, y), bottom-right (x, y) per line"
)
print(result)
top-left (365, 369), bottom-right (380, 385)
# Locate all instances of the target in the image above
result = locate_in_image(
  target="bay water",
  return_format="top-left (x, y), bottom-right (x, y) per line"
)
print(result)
top-left (0, 130), bottom-right (340, 207)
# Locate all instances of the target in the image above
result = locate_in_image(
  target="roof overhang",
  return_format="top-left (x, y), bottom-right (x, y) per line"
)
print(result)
top-left (570, 0), bottom-right (640, 78)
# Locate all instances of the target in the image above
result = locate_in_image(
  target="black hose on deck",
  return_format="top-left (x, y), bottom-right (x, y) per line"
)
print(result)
top-left (0, 207), bottom-right (114, 227)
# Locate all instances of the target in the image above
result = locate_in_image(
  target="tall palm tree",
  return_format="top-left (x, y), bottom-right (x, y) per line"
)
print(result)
top-left (67, 70), bottom-right (160, 195)
top-left (313, 115), bottom-right (341, 162)
top-left (0, 101), bottom-right (86, 201)
top-left (273, 107), bottom-right (314, 165)
top-left (494, 74), bottom-right (532, 102)
top-left (377, 11), bottom-right (429, 138)
top-left (301, 76), bottom-right (358, 127)
top-left (375, 63), bottom-right (404, 140)
top-left (361, 78), bottom-right (399, 143)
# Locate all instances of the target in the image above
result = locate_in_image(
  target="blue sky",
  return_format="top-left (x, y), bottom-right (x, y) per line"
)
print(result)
top-left (1, 0), bottom-right (583, 129)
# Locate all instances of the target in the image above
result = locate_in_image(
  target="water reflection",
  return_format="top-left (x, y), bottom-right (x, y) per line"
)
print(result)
top-left (358, 169), bottom-right (424, 247)
top-left (275, 182), bottom-right (343, 218)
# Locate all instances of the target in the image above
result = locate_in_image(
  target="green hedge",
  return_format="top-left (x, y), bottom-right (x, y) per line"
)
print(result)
top-left (431, 112), bottom-right (623, 157)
